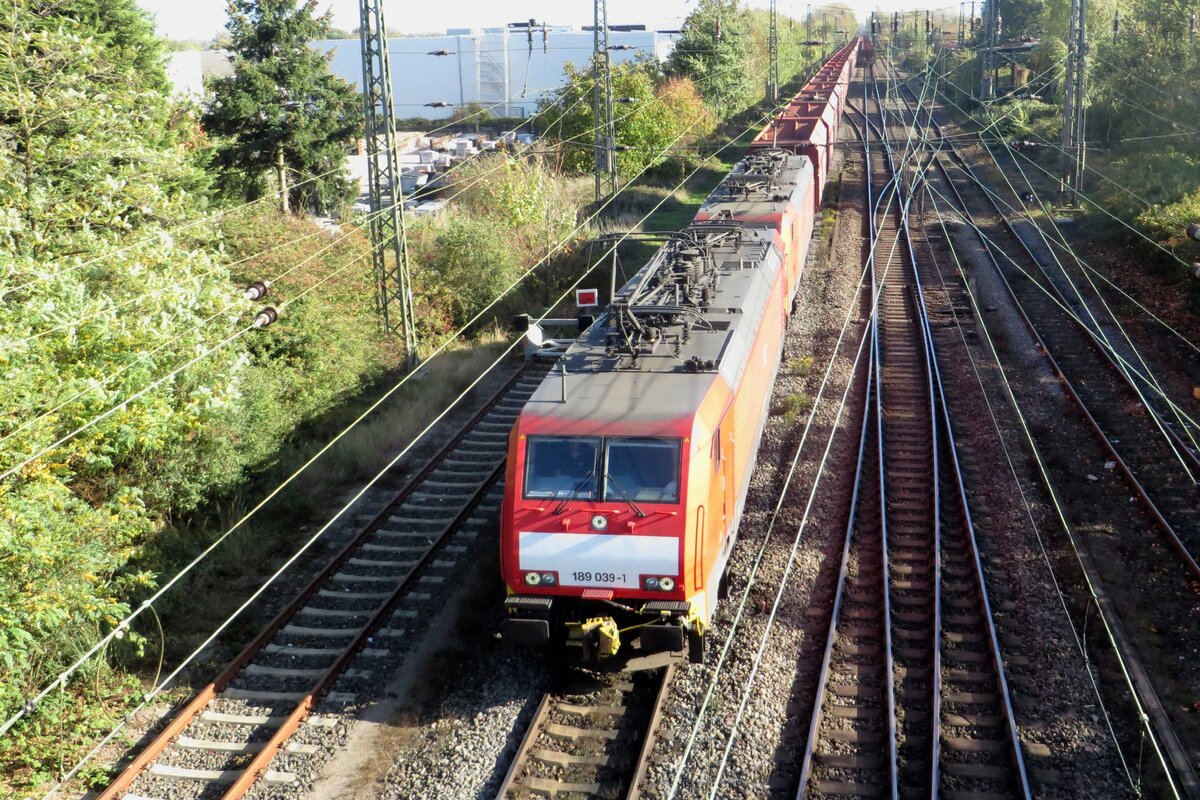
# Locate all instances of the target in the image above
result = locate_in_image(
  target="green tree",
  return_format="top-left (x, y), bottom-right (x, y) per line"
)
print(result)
top-left (203, 0), bottom-right (359, 215)
top-left (543, 61), bottom-right (712, 177)
top-left (667, 0), bottom-right (756, 115)
top-left (800, 3), bottom-right (856, 44)
top-left (0, 0), bottom-right (248, 766)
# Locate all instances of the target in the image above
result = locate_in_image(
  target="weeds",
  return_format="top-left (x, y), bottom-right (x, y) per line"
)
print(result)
top-left (787, 355), bottom-right (815, 377)
top-left (775, 392), bottom-right (813, 424)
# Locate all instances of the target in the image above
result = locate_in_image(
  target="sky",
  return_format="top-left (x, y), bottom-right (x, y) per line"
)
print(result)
top-left (133, 0), bottom-right (935, 42)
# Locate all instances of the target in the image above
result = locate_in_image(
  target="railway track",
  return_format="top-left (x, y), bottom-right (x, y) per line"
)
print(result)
top-left (875, 63), bottom-right (1032, 798)
top-left (883, 56), bottom-right (1200, 798)
top-left (99, 360), bottom-right (549, 800)
top-left (495, 666), bottom-right (672, 800)
top-left (796, 63), bottom-right (1031, 799)
top-left (891, 74), bottom-right (1200, 580)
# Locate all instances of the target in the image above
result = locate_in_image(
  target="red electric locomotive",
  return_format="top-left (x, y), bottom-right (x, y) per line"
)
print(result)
top-left (499, 40), bottom-right (860, 667)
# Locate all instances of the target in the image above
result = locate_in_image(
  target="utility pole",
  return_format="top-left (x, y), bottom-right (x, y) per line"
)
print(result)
top-left (592, 0), bottom-right (616, 203)
top-left (767, 0), bottom-right (779, 103)
top-left (980, 1), bottom-right (994, 99)
top-left (1060, 0), bottom-right (1088, 205)
top-left (275, 144), bottom-right (289, 214)
top-left (359, 0), bottom-right (417, 360)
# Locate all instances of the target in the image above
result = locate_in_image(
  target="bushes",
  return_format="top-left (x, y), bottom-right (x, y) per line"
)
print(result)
top-left (408, 154), bottom-right (585, 342)
top-left (415, 217), bottom-right (524, 333)
top-left (543, 62), bottom-right (713, 179)
top-left (216, 208), bottom-right (402, 468)
top-left (0, 5), bottom-right (249, 748)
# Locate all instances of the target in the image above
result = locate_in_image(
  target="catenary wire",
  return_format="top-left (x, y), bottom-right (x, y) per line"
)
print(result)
top-left (2, 53), bottom-right (763, 464)
top-left (34, 102), bottom-right (758, 788)
top-left (900, 71), bottom-right (1200, 466)
top-left (916, 160), bottom-right (1182, 796)
top-left (0, 92), bottom-right (591, 349)
top-left (666, 67), bottom-right (946, 799)
top-left (0, 84), bottom-right (721, 741)
top-left (701, 47), bottom-right (956, 795)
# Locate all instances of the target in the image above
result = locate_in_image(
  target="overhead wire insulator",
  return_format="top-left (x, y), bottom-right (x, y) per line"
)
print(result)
top-left (424, 101), bottom-right (451, 108)
top-left (253, 307), bottom-right (279, 329)
top-left (426, 49), bottom-right (454, 56)
top-left (242, 280), bottom-right (271, 301)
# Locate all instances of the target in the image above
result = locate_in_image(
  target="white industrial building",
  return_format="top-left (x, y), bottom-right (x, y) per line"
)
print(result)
top-left (312, 25), bottom-right (679, 120)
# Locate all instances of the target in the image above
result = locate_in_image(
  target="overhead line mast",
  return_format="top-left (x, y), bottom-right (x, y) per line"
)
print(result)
top-left (359, 0), bottom-right (418, 362)
top-left (767, 0), bottom-right (780, 103)
top-left (1060, 0), bottom-right (1088, 206)
top-left (593, 0), bottom-right (617, 203)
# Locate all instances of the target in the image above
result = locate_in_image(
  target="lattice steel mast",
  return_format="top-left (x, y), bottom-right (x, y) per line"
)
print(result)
top-left (767, 0), bottom-right (780, 102)
top-left (592, 0), bottom-right (616, 202)
top-left (980, 0), bottom-right (995, 98)
top-left (1060, 0), bottom-right (1088, 206)
top-left (359, 0), bottom-right (418, 361)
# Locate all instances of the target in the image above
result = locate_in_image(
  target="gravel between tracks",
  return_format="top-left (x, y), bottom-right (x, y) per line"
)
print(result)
top-left (914, 201), bottom-right (1136, 799)
top-left (135, 86), bottom-right (1166, 800)
top-left (641, 132), bottom-right (871, 800)
top-left (638, 77), bottom-right (1136, 799)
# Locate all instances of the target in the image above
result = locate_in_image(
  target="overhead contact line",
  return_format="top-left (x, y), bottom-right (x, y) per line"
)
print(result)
top-left (891, 57), bottom-right (1199, 797)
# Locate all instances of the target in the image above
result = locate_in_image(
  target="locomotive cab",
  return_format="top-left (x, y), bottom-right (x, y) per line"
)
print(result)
top-left (501, 427), bottom-right (707, 668)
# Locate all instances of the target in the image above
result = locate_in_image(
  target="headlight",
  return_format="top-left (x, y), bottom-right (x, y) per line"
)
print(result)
top-left (540, 572), bottom-right (557, 586)
top-left (659, 576), bottom-right (675, 591)
top-left (643, 576), bottom-right (660, 590)
top-left (524, 572), bottom-right (541, 586)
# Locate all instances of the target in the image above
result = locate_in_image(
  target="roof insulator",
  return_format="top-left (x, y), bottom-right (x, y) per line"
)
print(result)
top-left (1187, 223), bottom-right (1200, 242)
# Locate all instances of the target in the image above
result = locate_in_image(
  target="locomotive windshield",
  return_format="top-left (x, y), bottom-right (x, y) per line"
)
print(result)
top-left (604, 437), bottom-right (681, 503)
top-left (524, 436), bottom-right (601, 499)
top-left (524, 436), bottom-right (682, 504)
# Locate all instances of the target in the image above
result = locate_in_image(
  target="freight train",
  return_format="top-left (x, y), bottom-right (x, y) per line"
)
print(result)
top-left (499, 39), bottom-right (861, 668)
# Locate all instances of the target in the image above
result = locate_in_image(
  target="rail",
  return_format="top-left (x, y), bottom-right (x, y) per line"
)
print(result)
top-left (494, 666), bottom-right (674, 800)
top-left (893, 73), bottom-right (1200, 582)
top-left (888, 60), bottom-right (1200, 798)
top-left (98, 359), bottom-right (549, 800)
top-left (795, 56), bottom-right (1032, 799)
